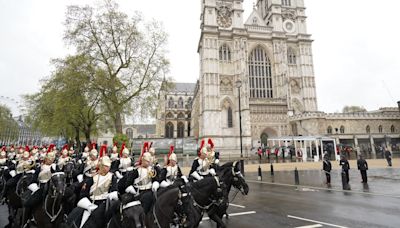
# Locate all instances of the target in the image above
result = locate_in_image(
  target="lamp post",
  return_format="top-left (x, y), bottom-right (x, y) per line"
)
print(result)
top-left (235, 79), bottom-right (245, 176)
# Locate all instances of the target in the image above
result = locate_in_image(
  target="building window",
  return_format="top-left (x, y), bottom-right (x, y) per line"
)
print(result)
top-left (252, 17), bottom-right (258, 25)
top-left (178, 97), bottom-right (184, 108)
top-left (391, 125), bottom-right (395, 133)
top-left (227, 107), bottom-right (233, 128)
top-left (248, 46), bottom-right (273, 98)
top-left (287, 48), bottom-right (296, 65)
top-left (327, 126), bottom-right (332, 134)
top-left (177, 113), bottom-right (185, 119)
top-left (366, 125), bottom-right (370, 134)
top-left (378, 125), bottom-right (383, 133)
top-left (282, 0), bottom-right (291, 6)
top-left (340, 126), bottom-right (345, 134)
top-left (168, 97), bottom-right (174, 108)
top-left (126, 128), bottom-right (133, 139)
top-left (177, 122), bottom-right (185, 138)
top-left (165, 122), bottom-right (174, 138)
top-left (219, 44), bottom-right (231, 61)
top-left (188, 122), bottom-right (191, 137)
top-left (166, 112), bottom-right (174, 119)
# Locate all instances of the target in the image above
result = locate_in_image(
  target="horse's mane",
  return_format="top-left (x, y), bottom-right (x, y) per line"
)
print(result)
top-left (191, 176), bottom-right (216, 189)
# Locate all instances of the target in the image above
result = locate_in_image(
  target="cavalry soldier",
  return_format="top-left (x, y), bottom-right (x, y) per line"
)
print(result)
top-left (39, 147), bottom-right (47, 162)
top-left (81, 145), bottom-right (90, 160)
top-left (0, 146), bottom-right (7, 166)
top-left (109, 143), bottom-right (120, 173)
top-left (7, 145), bottom-right (16, 161)
top-left (206, 138), bottom-right (220, 167)
top-left (37, 151), bottom-right (57, 186)
top-left (84, 145), bottom-right (99, 178)
top-left (16, 147), bottom-right (36, 175)
top-left (118, 151), bottom-right (160, 214)
top-left (190, 140), bottom-right (216, 181)
top-left (58, 144), bottom-right (71, 170)
top-left (71, 156), bottom-right (118, 228)
top-left (148, 142), bottom-right (158, 166)
top-left (117, 143), bottom-right (134, 177)
top-left (160, 145), bottom-right (182, 188)
top-left (68, 146), bottom-right (76, 158)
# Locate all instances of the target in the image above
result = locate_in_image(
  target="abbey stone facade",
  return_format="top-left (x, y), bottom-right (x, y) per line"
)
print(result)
top-left (155, 0), bottom-right (400, 158)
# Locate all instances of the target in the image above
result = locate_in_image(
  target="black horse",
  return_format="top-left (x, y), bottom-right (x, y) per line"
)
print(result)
top-left (30, 172), bottom-right (67, 228)
top-left (107, 193), bottom-right (145, 228)
top-left (188, 161), bottom-right (249, 228)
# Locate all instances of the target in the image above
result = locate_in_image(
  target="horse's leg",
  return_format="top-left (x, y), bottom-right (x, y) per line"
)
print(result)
top-left (208, 212), bottom-right (226, 228)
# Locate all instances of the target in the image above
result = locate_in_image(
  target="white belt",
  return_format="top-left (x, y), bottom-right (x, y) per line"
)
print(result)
top-left (90, 193), bottom-right (108, 201)
top-left (122, 200), bottom-right (141, 210)
top-left (198, 170), bottom-right (209, 176)
top-left (135, 182), bottom-right (152, 191)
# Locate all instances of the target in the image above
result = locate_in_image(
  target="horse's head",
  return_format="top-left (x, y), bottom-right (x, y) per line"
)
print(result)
top-left (63, 162), bottom-right (74, 175)
top-left (220, 161), bottom-right (249, 195)
top-left (120, 193), bottom-right (145, 228)
top-left (49, 172), bottom-right (66, 196)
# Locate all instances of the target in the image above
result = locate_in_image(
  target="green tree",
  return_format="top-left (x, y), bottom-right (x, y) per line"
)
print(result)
top-left (342, 105), bottom-right (367, 113)
top-left (25, 55), bottom-right (102, 148)
top-left (64, 0), bottom-right (169, 134)
top-left (0, 105), bottom-right (19, 144)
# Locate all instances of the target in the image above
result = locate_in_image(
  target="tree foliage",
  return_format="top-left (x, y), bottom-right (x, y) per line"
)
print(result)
top-left (342, 105), bottom-right (367, 113)
top-left (0, 105), bottom-right (19, 143)
top-left (64, 0), bottom-right (169, 133)
top-left (24, 55), bottom-right (102, 146)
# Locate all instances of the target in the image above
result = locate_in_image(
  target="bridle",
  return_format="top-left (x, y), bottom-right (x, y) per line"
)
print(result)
top-left (44, 172), bottom-right (65, 223)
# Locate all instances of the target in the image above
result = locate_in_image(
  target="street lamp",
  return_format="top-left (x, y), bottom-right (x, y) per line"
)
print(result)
top-left (235, 79), bottom-right (245, 176)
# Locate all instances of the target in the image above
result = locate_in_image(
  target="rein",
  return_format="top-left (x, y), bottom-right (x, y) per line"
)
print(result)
top-left (191, 176), bottom-right (223, 210)
top-left (44, 173), bottom-right (65, 223)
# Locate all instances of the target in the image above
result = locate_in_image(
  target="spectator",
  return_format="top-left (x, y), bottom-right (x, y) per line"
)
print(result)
top-left (384, 147), bottom-right (392, 167)
top-left (357, 154), bottom-right (368, 183)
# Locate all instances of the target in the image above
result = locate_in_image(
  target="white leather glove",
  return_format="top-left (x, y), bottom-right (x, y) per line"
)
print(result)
top-left (181, 175), bottom-right (189, 183)
top-left (125, 186), bottom-right (137, 195)
top-left (152, 181), bottom-right (160, 192)
top-left (77, 174), bottom-right (83, 183)
top-left (126, 167), bottom-right (134, 172)
top-left (77, 197), bottom-right (98, 212)
top-left (191, 171), bottom-right (203, 181)
top-left (160, 180), bottom-right (170, 188)
top-left (28, 183), bottom-right (40, 194)
top-left (12, 160), bottom-right (16, 164)
top-left (51, 164), bottom-right (56, 171)
top-left (2, 166), bottom-right (8, 170)
top-left (9, 170), bottom-right (16, 177)
top-left (209, 168), bottom-right (216, 176)
top-left (215, 159), bottom-right (220, 165)
top-left (115, 171), bottom-right (123, 179)
top-left (78, 160), bottom-right (82, 164)
top-left (108, 191), bottom-right (119, 201)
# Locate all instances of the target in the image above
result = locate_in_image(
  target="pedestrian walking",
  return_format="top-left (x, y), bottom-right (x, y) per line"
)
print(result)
top-left (322, 155), bottom-right (332, 186)
top-left (357, 154), bottom-right (368, 183)
top-left (339, 155), bottom-right (350, 183)
top-left (257, 147), bottom-right (262, 161)
top-left (384, 147), bottom-right (392, 167)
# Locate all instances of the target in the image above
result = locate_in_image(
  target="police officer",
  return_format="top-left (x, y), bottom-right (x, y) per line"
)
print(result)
top-left (339, 155), bottom-right (350, 184)
top-left (322, 153), bottom-right (332, 186)
top-left (357, 154), bottom-right (368, 183)
top-left (384, 147), bottom-right (392, 167)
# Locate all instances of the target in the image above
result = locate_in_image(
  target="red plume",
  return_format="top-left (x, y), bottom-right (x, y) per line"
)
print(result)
top-left (120, 143), bottom-right (126, 157)
top-left (200, 139), bottom-right (205, 150)
top-left (168, 145), bottom-right (174, 159)
top-left (99, 144), bottom-right (107, 157)
top-left (1, 146), bottom-right (6, 152)
top-left (25, 145), bottom-right (30, 152)
top-left (113, 142), bottom-right (117, 147)
top-left (47, 144), bottom-right (54, 153)
top-left (208, 138), bottom-right (214, 149)
top-left (62, 144), bottom-right (68, 151)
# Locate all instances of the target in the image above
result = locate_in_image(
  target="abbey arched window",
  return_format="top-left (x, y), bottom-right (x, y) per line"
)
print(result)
top-left (340, 126), bottom-right (345, 134)
top-left (327, 126), bottom-right (332, 134)
top-left (178, 97), bottom-right (184, 109)
top-left (391, 125), bottom-right (395, 133)
top-left (379, 125), bottom-right (383, 133)
top-left (177, 122), bottom-right (185, 138)
top-left (168, 97), bottom-right (174, 108)
top-left (366, 125), bottom-right (370, 134)
top-left (219, 44), bottom-right (231, 61)
top-left (165, 122), bottom-right (174, 138)
top-left (177, 113), bottom-right (185, 119)
top-left (248, 46), bottom-right (273, 98)
top-left (227, 107), bottom-right (233, 128)
top-left (126, 128), bottom-right (133, 139)
top-left (166, 112), bottom-right (174, 119)
top-left (282, 0), bottom-right (291, 6)
top-left (287, 48), bottom-right (297, 65)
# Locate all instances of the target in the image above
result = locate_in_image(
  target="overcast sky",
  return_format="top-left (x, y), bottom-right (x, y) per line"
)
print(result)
top-left (0, 0), bottom-right (399, 117)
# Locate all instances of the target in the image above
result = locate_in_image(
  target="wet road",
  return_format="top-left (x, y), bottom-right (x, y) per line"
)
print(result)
top-left (2, 174), bottom-right (400, 228)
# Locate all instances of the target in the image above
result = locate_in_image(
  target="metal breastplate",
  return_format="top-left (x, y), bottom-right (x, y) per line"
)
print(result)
top-left (120, 158), bottom-right (131, 170)
top-left (90, 172), bottom-right (113, 201)
top-left (166, 166), bottom-right (178, 183)
top-left (134, 167), bottom-right (153, 190)
top-left (39, 164), bottom-right (52, 183)
top-left (0, 158), bottom-right (6, 165)
top-left (197, 158), bottom-right (209, 175)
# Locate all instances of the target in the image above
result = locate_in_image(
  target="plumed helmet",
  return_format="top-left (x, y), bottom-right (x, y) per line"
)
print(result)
top-left (169, 153), bottom-right (177, 162)
top-left (122, 147), bottom-right (130, 155)
top-left (142, 152), bottom-right (152, 162)
top-left (112, 145), bottom-right (118, 152)
top-left (84, 146), bottom-right (89, 152)
top-left (200, 147), bottom-right (208, 156)
top-left (149, 147), bottom-right (155, 155)
top-left (99, 156), bottom-right (111, 167)
top-left (90, 149), bottom-right (98, 158)
top-left (23, 151), bottom-right (30, 158)
top-left (46, 152), bottom-right (56, 160)
top-left (0, 151), bottom-right (6, 157)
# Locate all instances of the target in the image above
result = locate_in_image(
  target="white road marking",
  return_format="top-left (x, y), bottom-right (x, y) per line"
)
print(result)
top-left (229, 203), bottom-right (246, 208)
top-left (247, 180), bottom-right (400, 199)
top-left (295, 224), bottom-right (323, 228)
top-left (202, 211), bottom-right (256, 221)
top-left (288, 215), bottom-right (349, 228)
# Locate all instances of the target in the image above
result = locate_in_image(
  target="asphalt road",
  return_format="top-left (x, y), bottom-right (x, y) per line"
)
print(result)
top-left (1, 180), bottom-right (400, 228)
